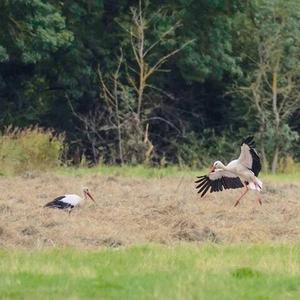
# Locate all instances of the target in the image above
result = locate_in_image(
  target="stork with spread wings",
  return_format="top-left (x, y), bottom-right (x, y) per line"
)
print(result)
top-left (195, 136), bottom-right (262, 207)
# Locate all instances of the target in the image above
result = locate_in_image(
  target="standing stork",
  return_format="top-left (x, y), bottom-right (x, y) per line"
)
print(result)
top-left (195, 136), bottom-right (262, 206)
top-left (44, 187), bottom-right (95, 212)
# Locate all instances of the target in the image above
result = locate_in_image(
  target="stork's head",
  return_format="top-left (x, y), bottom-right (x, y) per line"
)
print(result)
top-left (82, 187), bottom-right (96, 202)
top-left (210, 161), bottom-right (224, 172)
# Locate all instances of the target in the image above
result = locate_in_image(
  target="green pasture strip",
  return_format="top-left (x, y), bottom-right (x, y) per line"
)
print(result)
top-left (261, 172), bottom-right (300, 182)
top-left (58, 165), bottom-right (300, 181)
top-left (0, 164), bottom-right (299, 181)
top-left (57, 165), bottom-right (198, 178)
top-left (1, 244), bottom-right (300, 299)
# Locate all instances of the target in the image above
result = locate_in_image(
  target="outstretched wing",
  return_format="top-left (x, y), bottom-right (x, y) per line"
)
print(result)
top-left (195, 170), bottom-right (244, 197)
top-left (238, 136), bottom-right (261, 176)
top-left (44, 196), bottom-right (74, 209)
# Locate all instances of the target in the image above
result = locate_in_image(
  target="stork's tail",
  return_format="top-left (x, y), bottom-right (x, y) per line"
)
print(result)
top-left (248, 178), bottom-right (263, 191)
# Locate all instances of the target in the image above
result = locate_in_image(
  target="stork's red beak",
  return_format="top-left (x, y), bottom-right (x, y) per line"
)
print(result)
top-left (210, 166), bottom-right (215, 173)
top-left (86, 192), bottom-right (96, 202)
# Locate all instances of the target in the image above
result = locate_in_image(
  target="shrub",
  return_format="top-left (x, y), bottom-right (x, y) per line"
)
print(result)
top-left (0, 126), bottom-right (65, 175)
top-left (278, 155), bottom-right (299, 173)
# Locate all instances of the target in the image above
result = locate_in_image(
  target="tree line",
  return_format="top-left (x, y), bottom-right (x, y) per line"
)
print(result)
top-left (0, 0), bottom-right (299, 172)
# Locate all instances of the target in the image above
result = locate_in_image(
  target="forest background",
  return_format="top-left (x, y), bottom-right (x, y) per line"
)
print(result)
top-left (0, 0), bottom-right (299, 174)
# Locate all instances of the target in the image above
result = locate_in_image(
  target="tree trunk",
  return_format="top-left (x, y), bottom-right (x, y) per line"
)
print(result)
top-left (114, 78), bottom-right (124, 166)
top-left (117, 123), bottom-right (124, 165)
top-left (137, 85), bottom-right (143, 120)
top-left (91, 139), bottom-right (98, 164)
top-left (271, 70), bottom-right (280, 174)
top-left (137, 58), bottom-right (144, 121)
top-left (259, 123), bottom-right (269, 172)
top-left (271, 146), bottom-right (279, 174)
top-left (261, 145), bottom-right (269, 172)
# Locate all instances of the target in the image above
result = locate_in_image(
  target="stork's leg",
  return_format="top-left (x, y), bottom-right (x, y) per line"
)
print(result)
top-left (254, 183), bottom-right (262, 206)
top-left (257, 198), bottom-right (262, 205)
top-left (234, 188), bottom-right (249, 207)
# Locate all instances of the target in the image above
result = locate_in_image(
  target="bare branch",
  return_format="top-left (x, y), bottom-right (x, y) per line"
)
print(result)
top-left (145, 84), bottom-right (176, 100)
top-left (143, 116), bottom-right (181, 134)
top-left (124, 62), bottom-right (139, 92)
top-left (115, 19), bottom-right (138, 38)
top-left (145, 39), bottom-right (194, 80)
top-left (97, 64), bottom-right (116, 108)
top-left (143, 21), bottom-right (182, 57)
top-left (130, 30), bottom-right (141, 67)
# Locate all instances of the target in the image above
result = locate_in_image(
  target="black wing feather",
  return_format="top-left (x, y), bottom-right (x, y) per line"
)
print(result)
top-left (249, 148), bottom-right (261, 176)
top-left (241, 136), bottom-right (261, 176)
top-left (44, 196), bottom-right (74, 210)
top-left (201, 184), bottom-right (211, 197)
top-left (210, 180), bottom-right (216, 193)
top-left (197, 180), bottom-right (210, 194)
top-left (222, 177), bottom-right (228, 189)
top-left (218, 180), bottom-right (223, 191)
top-left (195, 175), bottom-right (244, 197)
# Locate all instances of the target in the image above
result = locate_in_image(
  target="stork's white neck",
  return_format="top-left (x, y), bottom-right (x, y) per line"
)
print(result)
top-left (214, 161), bottom-right (227, 170)
top-left (218, 162), bottom-right (226, 169)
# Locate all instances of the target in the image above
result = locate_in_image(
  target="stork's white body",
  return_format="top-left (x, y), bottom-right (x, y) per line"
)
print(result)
top-left (62, 194), bottom-right (84, 207)
top-left (220, 159), bottom-right (262, 191)
top-left (195, 136), bottom-right (263, 206)
top-left (44, 187), bottom-right (95, 211)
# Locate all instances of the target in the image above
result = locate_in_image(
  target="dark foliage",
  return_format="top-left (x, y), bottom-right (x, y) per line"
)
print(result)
top-left (0, 0), bottom-right (299, 168)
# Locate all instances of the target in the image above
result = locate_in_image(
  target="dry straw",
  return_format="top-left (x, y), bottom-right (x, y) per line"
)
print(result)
top-left (0, 173), bottom-right (299, 249)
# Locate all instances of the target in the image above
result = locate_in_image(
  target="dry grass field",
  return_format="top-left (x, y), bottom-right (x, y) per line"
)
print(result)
top-left (0, 171), bottom-right (300, 249)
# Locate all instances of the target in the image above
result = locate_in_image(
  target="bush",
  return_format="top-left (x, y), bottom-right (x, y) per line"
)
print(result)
top-left (278, 155), bottom-right (300, 174)
top-left (0, 126), bottom-right (65, 175)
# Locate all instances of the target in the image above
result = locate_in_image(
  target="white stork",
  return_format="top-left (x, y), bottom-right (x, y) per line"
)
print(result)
top-left (195, 136), bottom-right (262, 206)
top-left (44, 187), bottom-right (95, 212)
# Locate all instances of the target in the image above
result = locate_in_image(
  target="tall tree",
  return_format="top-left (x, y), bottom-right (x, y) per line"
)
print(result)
top-left (235, 0), bottom-right (300, 172)
top-left (73, 0), bottom-right (192, 164)
top-left (0, 0), bottom-right (73, 125)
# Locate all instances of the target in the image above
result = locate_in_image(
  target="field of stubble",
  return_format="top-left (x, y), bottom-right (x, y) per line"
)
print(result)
top-left (0, 172), bottom-right (299, 249)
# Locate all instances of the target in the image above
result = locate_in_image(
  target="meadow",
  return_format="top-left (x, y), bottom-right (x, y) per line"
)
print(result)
top-left (0, 166), bottom-right (300, 299)
top-left (1, 0), bottom-right (300, 298)
top-left (1, 244), bottom-right (300, 299)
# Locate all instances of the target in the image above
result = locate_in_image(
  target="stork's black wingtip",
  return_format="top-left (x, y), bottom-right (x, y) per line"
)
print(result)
top-left (241, 135), bottom-right (255, 146)
top-left (195, 175), bottom-right (207, 183)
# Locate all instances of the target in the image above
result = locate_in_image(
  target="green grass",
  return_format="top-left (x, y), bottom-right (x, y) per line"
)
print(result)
top-left (261, 172), bottom-right (300, 182)
top-left (1, 163), bottom-right (299, 182)
top-left (56, 165), bottom-right (300, 182)
top-left (57, 164), bottom-right (300, 181)
top-left (1, 244), bottom-right (300, 299)
top-left (58, 165), bottom-right (196, 179)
